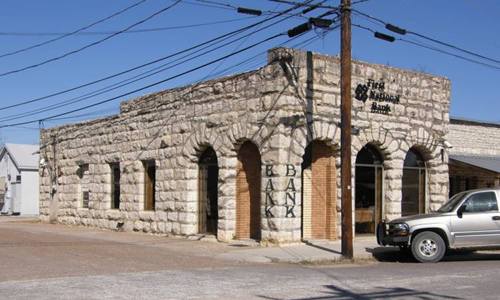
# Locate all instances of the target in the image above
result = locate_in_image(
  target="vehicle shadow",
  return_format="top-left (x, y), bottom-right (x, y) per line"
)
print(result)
top-left (367, 246), bottom-right (500, 263)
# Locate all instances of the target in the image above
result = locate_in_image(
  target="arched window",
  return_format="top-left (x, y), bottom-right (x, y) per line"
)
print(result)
top-left (402, 147), bottom-right (426, 216)
top-left (355, 144), bottom-right (384, 234)
top-left (198, 147), bottom-right (219, 235)
top-left (236, 141), bottom-right (261, 240)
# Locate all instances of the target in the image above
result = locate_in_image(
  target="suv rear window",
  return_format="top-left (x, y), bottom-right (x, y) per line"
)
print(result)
top-left (464, 192), bottom-right (498, 213)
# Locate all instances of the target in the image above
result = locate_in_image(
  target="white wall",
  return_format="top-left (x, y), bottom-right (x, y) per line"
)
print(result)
top-left (449, 123), bottom-right (500, 156)
top-left (0, 153), bottom-right (20, 185)
top-left (19, 170), bottom-right (39, 216)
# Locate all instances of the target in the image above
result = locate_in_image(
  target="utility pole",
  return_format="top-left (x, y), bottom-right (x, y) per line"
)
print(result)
top-left (340, 0), bottom-right (353, 258)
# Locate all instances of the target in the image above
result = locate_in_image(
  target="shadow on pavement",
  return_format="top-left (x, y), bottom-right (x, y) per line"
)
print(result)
top-left (367, 246), bottom-right (500, 263)
top-left (259, 284), bottom-right (463, 300)
top-left (303, 241), bottom-right (342, 255)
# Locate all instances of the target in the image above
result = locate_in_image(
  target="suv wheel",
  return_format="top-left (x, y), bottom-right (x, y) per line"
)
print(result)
top-left (411, 231), bottom-right (446, 263)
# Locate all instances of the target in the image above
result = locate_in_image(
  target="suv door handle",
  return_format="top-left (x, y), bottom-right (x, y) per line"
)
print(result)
top-left (492, 216), bottom-right (500, 221)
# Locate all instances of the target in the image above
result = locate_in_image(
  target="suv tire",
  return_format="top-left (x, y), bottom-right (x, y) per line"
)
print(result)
top-left (411, 231), bottom-right (446, 263)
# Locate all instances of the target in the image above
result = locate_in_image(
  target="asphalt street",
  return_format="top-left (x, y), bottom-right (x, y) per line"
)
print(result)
top-left (1, 219), bottom-right (500, 300)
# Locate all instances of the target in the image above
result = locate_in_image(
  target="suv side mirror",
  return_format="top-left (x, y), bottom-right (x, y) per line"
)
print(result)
top-left (457, 205), bottom-right (467, 218)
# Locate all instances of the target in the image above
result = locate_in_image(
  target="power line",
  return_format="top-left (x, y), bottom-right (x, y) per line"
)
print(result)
top-left (0, 0), bottom-right (146, 59)
top-left (0, 1), bottom-right (311, 112)
top-left (0, 9), bottom-right (303, 122)
top-left (351, 0), bottom-right (372, 5)
top-left (352, 8), bottom-right (500, 66)
top-left (352, 23), bottom-right (500, 71)
top-left (0, 17), bottom-right (257, 37)
top-left (399, 39), bottom-right (500, 71)
top-left (180, 0), bottom-right (306, 19)
top-left (0, 31), bottom-right (287, 128)
top-left (0, 0), bottom-right (182, 78)
top-left (2, 1), bottom-right (333, 127)
top-left (43, 28), bottom-right (337, 126)
top-left (33, 11), bottom-right (338, 148)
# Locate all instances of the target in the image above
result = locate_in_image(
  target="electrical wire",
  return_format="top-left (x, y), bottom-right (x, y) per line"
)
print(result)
top-left (45, 26), bottom-right (338, 125)
top-left (0, 32), bottom-right (287, 128)
top-left (352, 23), bottom-right (500, 71)
top-left (2, 3), bottom-right (332, 127)
top-left (0, 9), bottom-right (303, 122)
top-left (0, 0), bottom-right (146, 59)
top-left (0, 17), bottom-right (257, 37)
top-left (0, 0), bottom-right (182, 78)
top-left (33, 11), bottom-right (338, 147)
top-left (352, 8), bottom-right (500, 66)
top-left (180, 0), bottom-right (306, 19)
top-left (0, 1), bottom-right (311, 112)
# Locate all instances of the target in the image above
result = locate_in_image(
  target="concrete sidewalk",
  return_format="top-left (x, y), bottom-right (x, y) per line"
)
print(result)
top-left (217, 236), bottom-right (381, 264)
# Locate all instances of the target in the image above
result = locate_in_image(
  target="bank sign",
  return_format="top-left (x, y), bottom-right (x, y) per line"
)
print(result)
top-left (354, 79), bottom-right (400, 115)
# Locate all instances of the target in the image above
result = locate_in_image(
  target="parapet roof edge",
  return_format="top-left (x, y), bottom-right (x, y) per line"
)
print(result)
top-left (450, 117), bottom-right (500, 129)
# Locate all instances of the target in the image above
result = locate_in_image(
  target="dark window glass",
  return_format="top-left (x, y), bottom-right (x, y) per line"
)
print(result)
top-left (79, 164), bottom-right (90, 208)
top-left (356, 144), bottom-right (383, 165)
top-left (402, 148), bottom-right (426, 216)
top-left (464, 192), bottom-right (498, 213)
top-left (111, 163), bottom-right (120, 209)
top-left (404, 148), bottom-right (425, 168)
top-left (143, 161), bottom-right (156, 211)
top-left (82, 191), bottom-right (89, 208)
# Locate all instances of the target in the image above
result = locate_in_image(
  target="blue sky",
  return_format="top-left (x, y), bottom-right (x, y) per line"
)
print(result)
top-left (0, 0), bottom-right (498, 144)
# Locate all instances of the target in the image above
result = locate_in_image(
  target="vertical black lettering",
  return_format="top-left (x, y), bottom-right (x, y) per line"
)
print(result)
top-left (265, 179), bottom-right (275, 191)
top-left (266, 192), bottom-right (275, 206)
top-left (285, 192), bottom-right (296, 206)
top-left (265, 165), bottom-right (276, 177)
top-left (265, 206), bottom-right (274, 218)
top-left (285, 178), bottom-right (296, 191)
top-left (286, 164), bottom-right (296, 177)
top-left (285, 206), bottom-right (296, 218)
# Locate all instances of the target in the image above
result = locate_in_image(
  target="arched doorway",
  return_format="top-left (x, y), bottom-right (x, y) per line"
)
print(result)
top-left (301, 141), bottom-right (337, 240)
top-left (236, 141), bottom-right (261, 240)
top-left (402, 147), bottom-right (426, 216)
top-left (355, 144), bottom-right (383, 234)
top-left (198, 147), bottom-right (219, 235)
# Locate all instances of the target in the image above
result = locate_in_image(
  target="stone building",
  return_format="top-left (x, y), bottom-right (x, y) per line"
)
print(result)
top-left (448, 118), bottom-right (500, 195)
top-left (39, 48), bottom-right (451, 243)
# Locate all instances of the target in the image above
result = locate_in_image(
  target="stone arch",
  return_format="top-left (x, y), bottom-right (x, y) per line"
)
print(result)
top-left (181, 124), bottom-right (227, 163)
top-left (227, 120), bottom-right (271, 153)
top-left (171, 124), bottom-right (229, 238)
top-left (287, 122), bottom-right (340, 165)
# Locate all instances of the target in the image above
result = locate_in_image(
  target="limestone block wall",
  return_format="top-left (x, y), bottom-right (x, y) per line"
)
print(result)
top-left (39, 47), bottom-right (451, 243)
top-left (448, 118), bottom-right (500, 156)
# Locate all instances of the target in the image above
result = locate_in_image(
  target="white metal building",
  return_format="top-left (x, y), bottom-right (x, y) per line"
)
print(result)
top-left (0, 143), bottom-right (39, 216)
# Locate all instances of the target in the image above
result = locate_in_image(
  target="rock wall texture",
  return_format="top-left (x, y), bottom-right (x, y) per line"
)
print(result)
top-left (39, 48), bottom-right (451, 243)
top-left (449, 118), bottom-right (500, 156)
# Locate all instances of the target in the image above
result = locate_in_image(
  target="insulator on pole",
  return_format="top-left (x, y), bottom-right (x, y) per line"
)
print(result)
top-left (310, 18), bottom-right (333, 28)
top-left (385, 23), bottom-right (406, 35)
top-left (287, 22), bottom-right (312, 37)
top-left (374, 31), bottom-right (395, 42)
top-left (237, 7), bottom-right (262, 16)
